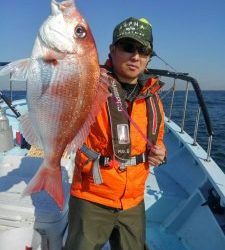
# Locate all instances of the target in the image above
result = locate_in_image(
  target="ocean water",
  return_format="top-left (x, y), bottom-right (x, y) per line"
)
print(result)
top-left (1, 90), bottom-right (225, 171)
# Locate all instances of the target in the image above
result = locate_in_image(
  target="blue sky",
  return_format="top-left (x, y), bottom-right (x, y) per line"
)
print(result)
top-left (0, 0), bottom-right (225, 90)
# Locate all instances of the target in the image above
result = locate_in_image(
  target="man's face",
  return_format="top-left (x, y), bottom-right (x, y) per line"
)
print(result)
top-left (110, 39), bottom-right (151, 84)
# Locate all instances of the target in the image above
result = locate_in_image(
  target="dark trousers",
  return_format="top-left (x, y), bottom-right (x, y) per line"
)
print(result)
top-left (64, 196), bottom-right (148, 250)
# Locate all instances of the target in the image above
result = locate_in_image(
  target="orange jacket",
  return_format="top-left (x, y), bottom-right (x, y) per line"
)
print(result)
top-left (71, 77), bottom-right (165, 210)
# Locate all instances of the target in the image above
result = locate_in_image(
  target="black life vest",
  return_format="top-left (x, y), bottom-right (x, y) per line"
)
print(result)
top-left (107, 73), bottom-right (163, 162)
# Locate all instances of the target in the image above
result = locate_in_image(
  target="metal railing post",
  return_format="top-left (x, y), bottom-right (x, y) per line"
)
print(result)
top-left (181, 81), bottom-right (189, 133)
top-left (193, 106), bottom-right (201, 145)
top-left (9, 72), bottom-right (13, 103)
top-left (206, 135), bottom-right (213, 162)
top-left (168, 79), bottom-right (176, 122)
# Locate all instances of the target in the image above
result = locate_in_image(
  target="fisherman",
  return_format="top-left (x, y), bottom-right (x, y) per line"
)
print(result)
top-left (64, 17), bottom-right (167, 250)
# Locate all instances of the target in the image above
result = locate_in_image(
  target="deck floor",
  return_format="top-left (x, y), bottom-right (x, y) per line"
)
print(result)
top-left (146, 222), bottom-right (187, 250)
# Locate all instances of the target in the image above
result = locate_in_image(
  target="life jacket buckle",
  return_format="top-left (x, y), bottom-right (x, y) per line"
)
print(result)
top-left (92, 154), bottom-right (103, 184)
top-left (119, 162), bottom-right (127, 171)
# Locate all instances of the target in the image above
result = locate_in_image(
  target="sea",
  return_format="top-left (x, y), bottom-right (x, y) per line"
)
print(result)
top-left (1, 90), bottom-right (225, 172)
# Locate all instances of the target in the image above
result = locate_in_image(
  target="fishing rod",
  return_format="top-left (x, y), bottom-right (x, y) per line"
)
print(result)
top-left (150, 51), bottom-right (179, 99)
top-left (149, 52), bottom-right (214, 136)
top-left (0, 91), bottom-right (31, 149)
top-left (0, 62), bottom-right (21, 118)
top-left (0, 61), bottom-right (30, 149)
top-left (152, 51), bottom-right (177, 72)
top-left (0, 91), bottom-right (21, 118)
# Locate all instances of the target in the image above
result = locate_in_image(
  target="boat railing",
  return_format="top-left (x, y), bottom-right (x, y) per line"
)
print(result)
top-left (0, 91), bottom-right (21, 118)
top-left (0, 63), bottom-right (214, 162)
top-left (0, 62), bottom-right (25, 117)
top-left (147, 68), bottom-right (214, 162)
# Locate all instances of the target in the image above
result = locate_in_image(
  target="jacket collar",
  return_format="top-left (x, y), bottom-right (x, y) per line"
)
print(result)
top-left (103, 59), bottom-right (164, 94)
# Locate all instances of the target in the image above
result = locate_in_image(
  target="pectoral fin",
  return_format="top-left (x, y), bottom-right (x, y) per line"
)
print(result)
top-left (0, 58), bottom-right (31, 81)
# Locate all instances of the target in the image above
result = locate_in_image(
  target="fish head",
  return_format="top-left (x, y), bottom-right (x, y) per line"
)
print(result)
top-left (34, 0), bottom-right (97, 60)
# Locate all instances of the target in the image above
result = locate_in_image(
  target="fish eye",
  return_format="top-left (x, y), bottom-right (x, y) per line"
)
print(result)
top-left (74, 25), bottom-right (86, 38)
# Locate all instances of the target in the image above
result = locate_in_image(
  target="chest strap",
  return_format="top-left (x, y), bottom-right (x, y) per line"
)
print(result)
top-left (100, 153), bottom-right (147, 170)
top-left (80, 144), bottom-right (147, 184)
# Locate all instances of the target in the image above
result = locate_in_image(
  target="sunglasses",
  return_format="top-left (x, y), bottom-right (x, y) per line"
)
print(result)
top-left (116, 41), bottom-right (152, 56)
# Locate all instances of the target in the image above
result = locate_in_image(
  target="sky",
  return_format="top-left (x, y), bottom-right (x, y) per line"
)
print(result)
top-left (0, 0), bottom-right (225, 90)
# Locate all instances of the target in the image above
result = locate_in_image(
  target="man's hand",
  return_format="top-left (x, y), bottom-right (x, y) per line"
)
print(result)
top-left (148, 144), bottom-right (166, 166)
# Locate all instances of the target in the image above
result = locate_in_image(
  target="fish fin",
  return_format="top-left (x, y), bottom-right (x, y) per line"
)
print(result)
top-left (51, 0), bottom-right (76, 15)
top-left (99, 67), bottom-right (111, 86)
top-left (19, 113), bottom-right (42, 148)
top-left (22, 162), bottom-right (64, 210)
top-left (0, 58), bottom-right (31, 81)
top-left (67, 77), bottom-right (110, 154)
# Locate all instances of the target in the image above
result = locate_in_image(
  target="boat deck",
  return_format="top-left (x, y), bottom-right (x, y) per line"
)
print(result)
top-left (1, 99), bottom-right (225, 250)
top-left (145, 167), bottom-right (188, 250)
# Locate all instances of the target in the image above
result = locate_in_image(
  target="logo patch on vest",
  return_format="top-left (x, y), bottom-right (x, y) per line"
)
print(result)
top-left (111, 81), bottom-right (123, 112)
top-left (117, 124), bottom-right (130, 144)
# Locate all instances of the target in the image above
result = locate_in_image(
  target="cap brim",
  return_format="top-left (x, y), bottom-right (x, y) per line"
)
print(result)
top-left (113, 35), bottom-right (151, 48)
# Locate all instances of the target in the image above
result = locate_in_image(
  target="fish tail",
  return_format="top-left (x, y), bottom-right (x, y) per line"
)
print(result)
top-left (22, 161), bottom-right (64, 210)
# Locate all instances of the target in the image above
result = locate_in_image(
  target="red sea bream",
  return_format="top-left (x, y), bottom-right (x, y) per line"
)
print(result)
top-left (0, 0), bottom-right (109, 209)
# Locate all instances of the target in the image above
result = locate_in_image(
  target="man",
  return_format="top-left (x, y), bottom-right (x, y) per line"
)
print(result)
top-left (64, 17), bottom-right (166, 250)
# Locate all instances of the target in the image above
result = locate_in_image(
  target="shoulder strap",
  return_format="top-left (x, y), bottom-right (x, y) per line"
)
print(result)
top-left (107, 79), bottom-right (131, 162)
top-left (146, 94), bottom-right (162, 145)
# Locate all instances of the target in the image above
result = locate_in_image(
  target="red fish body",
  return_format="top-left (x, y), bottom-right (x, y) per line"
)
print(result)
top-left (0, 0), bottom-right (108, 209)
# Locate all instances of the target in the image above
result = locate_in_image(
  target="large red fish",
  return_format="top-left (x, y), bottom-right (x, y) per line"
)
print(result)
top-left (0, 0), bottom-right (109, 209)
